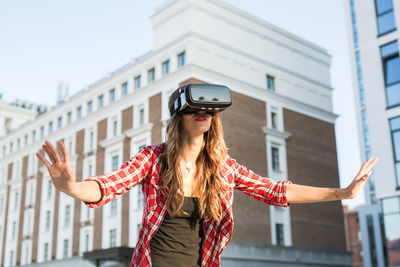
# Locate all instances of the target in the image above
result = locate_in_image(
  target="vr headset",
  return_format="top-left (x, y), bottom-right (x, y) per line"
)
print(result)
top-left (169, 84), bottom-right (232, 116)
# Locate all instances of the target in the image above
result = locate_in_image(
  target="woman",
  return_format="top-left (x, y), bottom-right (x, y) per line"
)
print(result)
top-left (36, 86), bottom-right (378, 267)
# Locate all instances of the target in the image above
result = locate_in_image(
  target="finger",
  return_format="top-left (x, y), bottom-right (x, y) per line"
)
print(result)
top-left (42, 144), bottom-right (57, 165)
top-left (367, 158), bottom-right (379, 170)
top-left (356, 170), bottom-right (373, 181)
top-left (58, 141), bottom-right (70, 163)
top-left (364, 158), bottom-right (379, 175)
top-left (36, 152), bottom-right (51, 170)
top-left (45, 140), bottom-right (62, 163)
top-left (360, 157), bottom-right (374, 172)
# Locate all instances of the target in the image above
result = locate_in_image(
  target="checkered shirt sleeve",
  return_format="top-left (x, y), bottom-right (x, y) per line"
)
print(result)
top-left (83, 146), bottom-right (154, 208)
top-left (227, 156), bottom-right (292, 207)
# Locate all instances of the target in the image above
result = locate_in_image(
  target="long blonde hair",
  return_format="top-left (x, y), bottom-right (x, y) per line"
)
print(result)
top-left (160, 112), bottom-right (227, 221)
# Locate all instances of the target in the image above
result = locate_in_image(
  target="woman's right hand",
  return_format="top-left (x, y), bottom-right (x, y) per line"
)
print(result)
top-left (36, 140), bottom-right (77, 195)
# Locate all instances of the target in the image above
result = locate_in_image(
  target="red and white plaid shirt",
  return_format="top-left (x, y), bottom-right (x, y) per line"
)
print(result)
top-left (84, 143), bottom-right (291, 266)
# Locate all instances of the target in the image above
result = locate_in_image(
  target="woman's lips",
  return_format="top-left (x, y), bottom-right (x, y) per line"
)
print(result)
top-left (195, 115), bottom-right (207, 121)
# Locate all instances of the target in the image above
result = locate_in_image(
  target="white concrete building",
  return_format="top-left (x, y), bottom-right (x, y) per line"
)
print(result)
top-left (0, 0), bottom-right (350, 266)
top-left (345, 0), bottom-right (400, 266)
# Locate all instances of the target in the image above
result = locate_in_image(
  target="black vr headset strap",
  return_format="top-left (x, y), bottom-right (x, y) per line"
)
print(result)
top-left (170, 88), bottom-right (185, 116)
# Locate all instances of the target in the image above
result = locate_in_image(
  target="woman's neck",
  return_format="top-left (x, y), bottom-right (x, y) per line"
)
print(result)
top-left (180, 133), bottom-right (203, 164)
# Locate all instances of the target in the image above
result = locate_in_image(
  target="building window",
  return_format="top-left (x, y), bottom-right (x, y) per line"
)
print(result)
top-left (375, 0), bottom-right (396, 35)
top-left (65, 205), bottom-right (70, 227)
top-left (381, 196), bottom-right (400, 265)
top-left (24, 242), bottom-right (29, 264)
top-left (139, 107), bottom-right (145, 126)
top-left (349, 0), bottom-right (359, 48)
top-left (89, 130), bottom-right (94, 151)
top-left (362, 109), bottom-right (370, 147)
top-left (32, 130), bottom-right (36, 142)
top-left (85, 234), bottom-right (89, 252)
top-left (137, 223), bottom-right (142, 237)
top-left (98, 95), bottom-right (104, 108)
top-left (63, 239), bottom-right (69, 258)
top-left (67, 111), bottom-right (72, 124)
top-left (68, 140), bottom-right (73, 155)
top-left (87, 101), bottom-right (93, 114)
top-left (24, 134), bottom-right (28, 146)
top-left (9, 250), bottom-right (14, 267)
top-left (267, 75), bottom-right (275, 91)
top-left (178, 52), bottom-right (185, 68)
top-left (162, 60), bottom-right (170, 76)
top-left (12, 220), bottom-right (16, 239)
top-left (390, 116), bottom-right (400, 188)
top-left (2, 146), bottom-right (5, 157)
top-left (134, 75), bottom-right (141, 90)
top-left (48, 121), bottom-right (54, 134)
top-left (271, 112), bottom-right (277, 129)
top-left (109, 229), bottom-right (117, 248)
top-left (275, 223), bottom-right (284, 246)
top-left (47, 180), bottom-right (52, 199)
top-left (148, 68), bottom-right (155, 83)
top-left (40, 126), bottom-right (45, 138)
top-left (44, 242), bottom-right (49, 261)
top-left (110, 200), bottom-right (117, 216)
top-left (112, 155), bottom-right (119, 170)
top-left (57, 116), bottom-right (62, 129)
top-left (10, 142), bottom-right (13, 153)
top-left (45, 210), bottom-right (51, 231)
top-left (380, 41), bottom-right (400, 108)
top-left (88, 163), bottom-right (93, 177)
top-left (77, 106), bottom-right (82, 119)
top-left (17, 138), bottom-right (20, 149)
top-left (14, 191), bottom-right (18, 211)
top-left (121, 82), bottom-right (128, 96)
top-left (112, 119), bottom-right (118, 136)
top-left (109, 88), bottom-right (115, 103)
top-left (367, 215), bottom-right (378, 266)
top-left (271, 146), bottom-right (280, 172)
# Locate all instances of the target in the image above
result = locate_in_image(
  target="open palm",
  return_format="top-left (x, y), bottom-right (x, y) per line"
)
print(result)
top-left (343, 157), bottom-right (379, 199)
top-left (36, 140), bottom-right (76, 194)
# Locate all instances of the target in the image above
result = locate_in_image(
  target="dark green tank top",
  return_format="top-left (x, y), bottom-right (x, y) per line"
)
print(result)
top-left (150, 196), bottom-right (204, 267)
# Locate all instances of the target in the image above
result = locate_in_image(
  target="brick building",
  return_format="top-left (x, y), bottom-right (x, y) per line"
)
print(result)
top-left (0, 0), bottom-right (350, 266)
top-left (344, 205), bottom-right (364, 267)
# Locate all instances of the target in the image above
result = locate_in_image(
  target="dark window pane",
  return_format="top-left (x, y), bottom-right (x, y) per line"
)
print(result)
top-left (275, 223), bottom-right (284, 245)
top-left (377, 11), bottom-right (396, 35)
top-left (386, 57), bottom-right (400, 84)
top-left (392, 132), bottom-right (400, 161)
top-left (367, 215), bottom-right (378, 266)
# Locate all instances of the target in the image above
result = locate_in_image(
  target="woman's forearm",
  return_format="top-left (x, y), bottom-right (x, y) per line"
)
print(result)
top-left (65, 181), bottom-right (102, 203)
top-left (286, 183), bottom-right (343, 204)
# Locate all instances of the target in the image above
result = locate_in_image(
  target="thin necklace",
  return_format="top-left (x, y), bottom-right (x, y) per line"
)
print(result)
top-left (181, 162), bottom-right (196, 174)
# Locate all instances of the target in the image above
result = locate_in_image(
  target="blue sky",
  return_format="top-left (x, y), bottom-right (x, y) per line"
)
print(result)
top-left (0, 0), bottom-right (364, 207)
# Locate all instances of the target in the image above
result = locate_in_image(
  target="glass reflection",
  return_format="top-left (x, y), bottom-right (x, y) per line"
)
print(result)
top-left (382, 196), bottom-right (400, 266)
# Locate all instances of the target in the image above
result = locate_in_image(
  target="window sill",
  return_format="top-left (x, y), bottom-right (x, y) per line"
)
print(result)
top-left (377, 28), bottom-right (397, 38)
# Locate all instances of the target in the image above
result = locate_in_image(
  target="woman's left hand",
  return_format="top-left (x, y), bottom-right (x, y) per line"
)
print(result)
top-left (341, 157), bottom-right (379, 199)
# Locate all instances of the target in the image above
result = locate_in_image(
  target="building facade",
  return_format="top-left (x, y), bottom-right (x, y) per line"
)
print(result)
top-left (0, 0), bottom-right (350, 266)
top-left (344, 205), bottom-right (364, 267)
top-left (345, 0), bottom-right (400, 266)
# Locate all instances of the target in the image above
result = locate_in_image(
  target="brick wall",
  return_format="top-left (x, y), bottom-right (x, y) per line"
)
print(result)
top-left (284, 108), bottom-right (346, 250)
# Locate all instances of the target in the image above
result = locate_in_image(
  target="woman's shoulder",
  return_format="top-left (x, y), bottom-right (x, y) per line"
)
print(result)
top-left (141, 143), bottom-right (165, 156)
